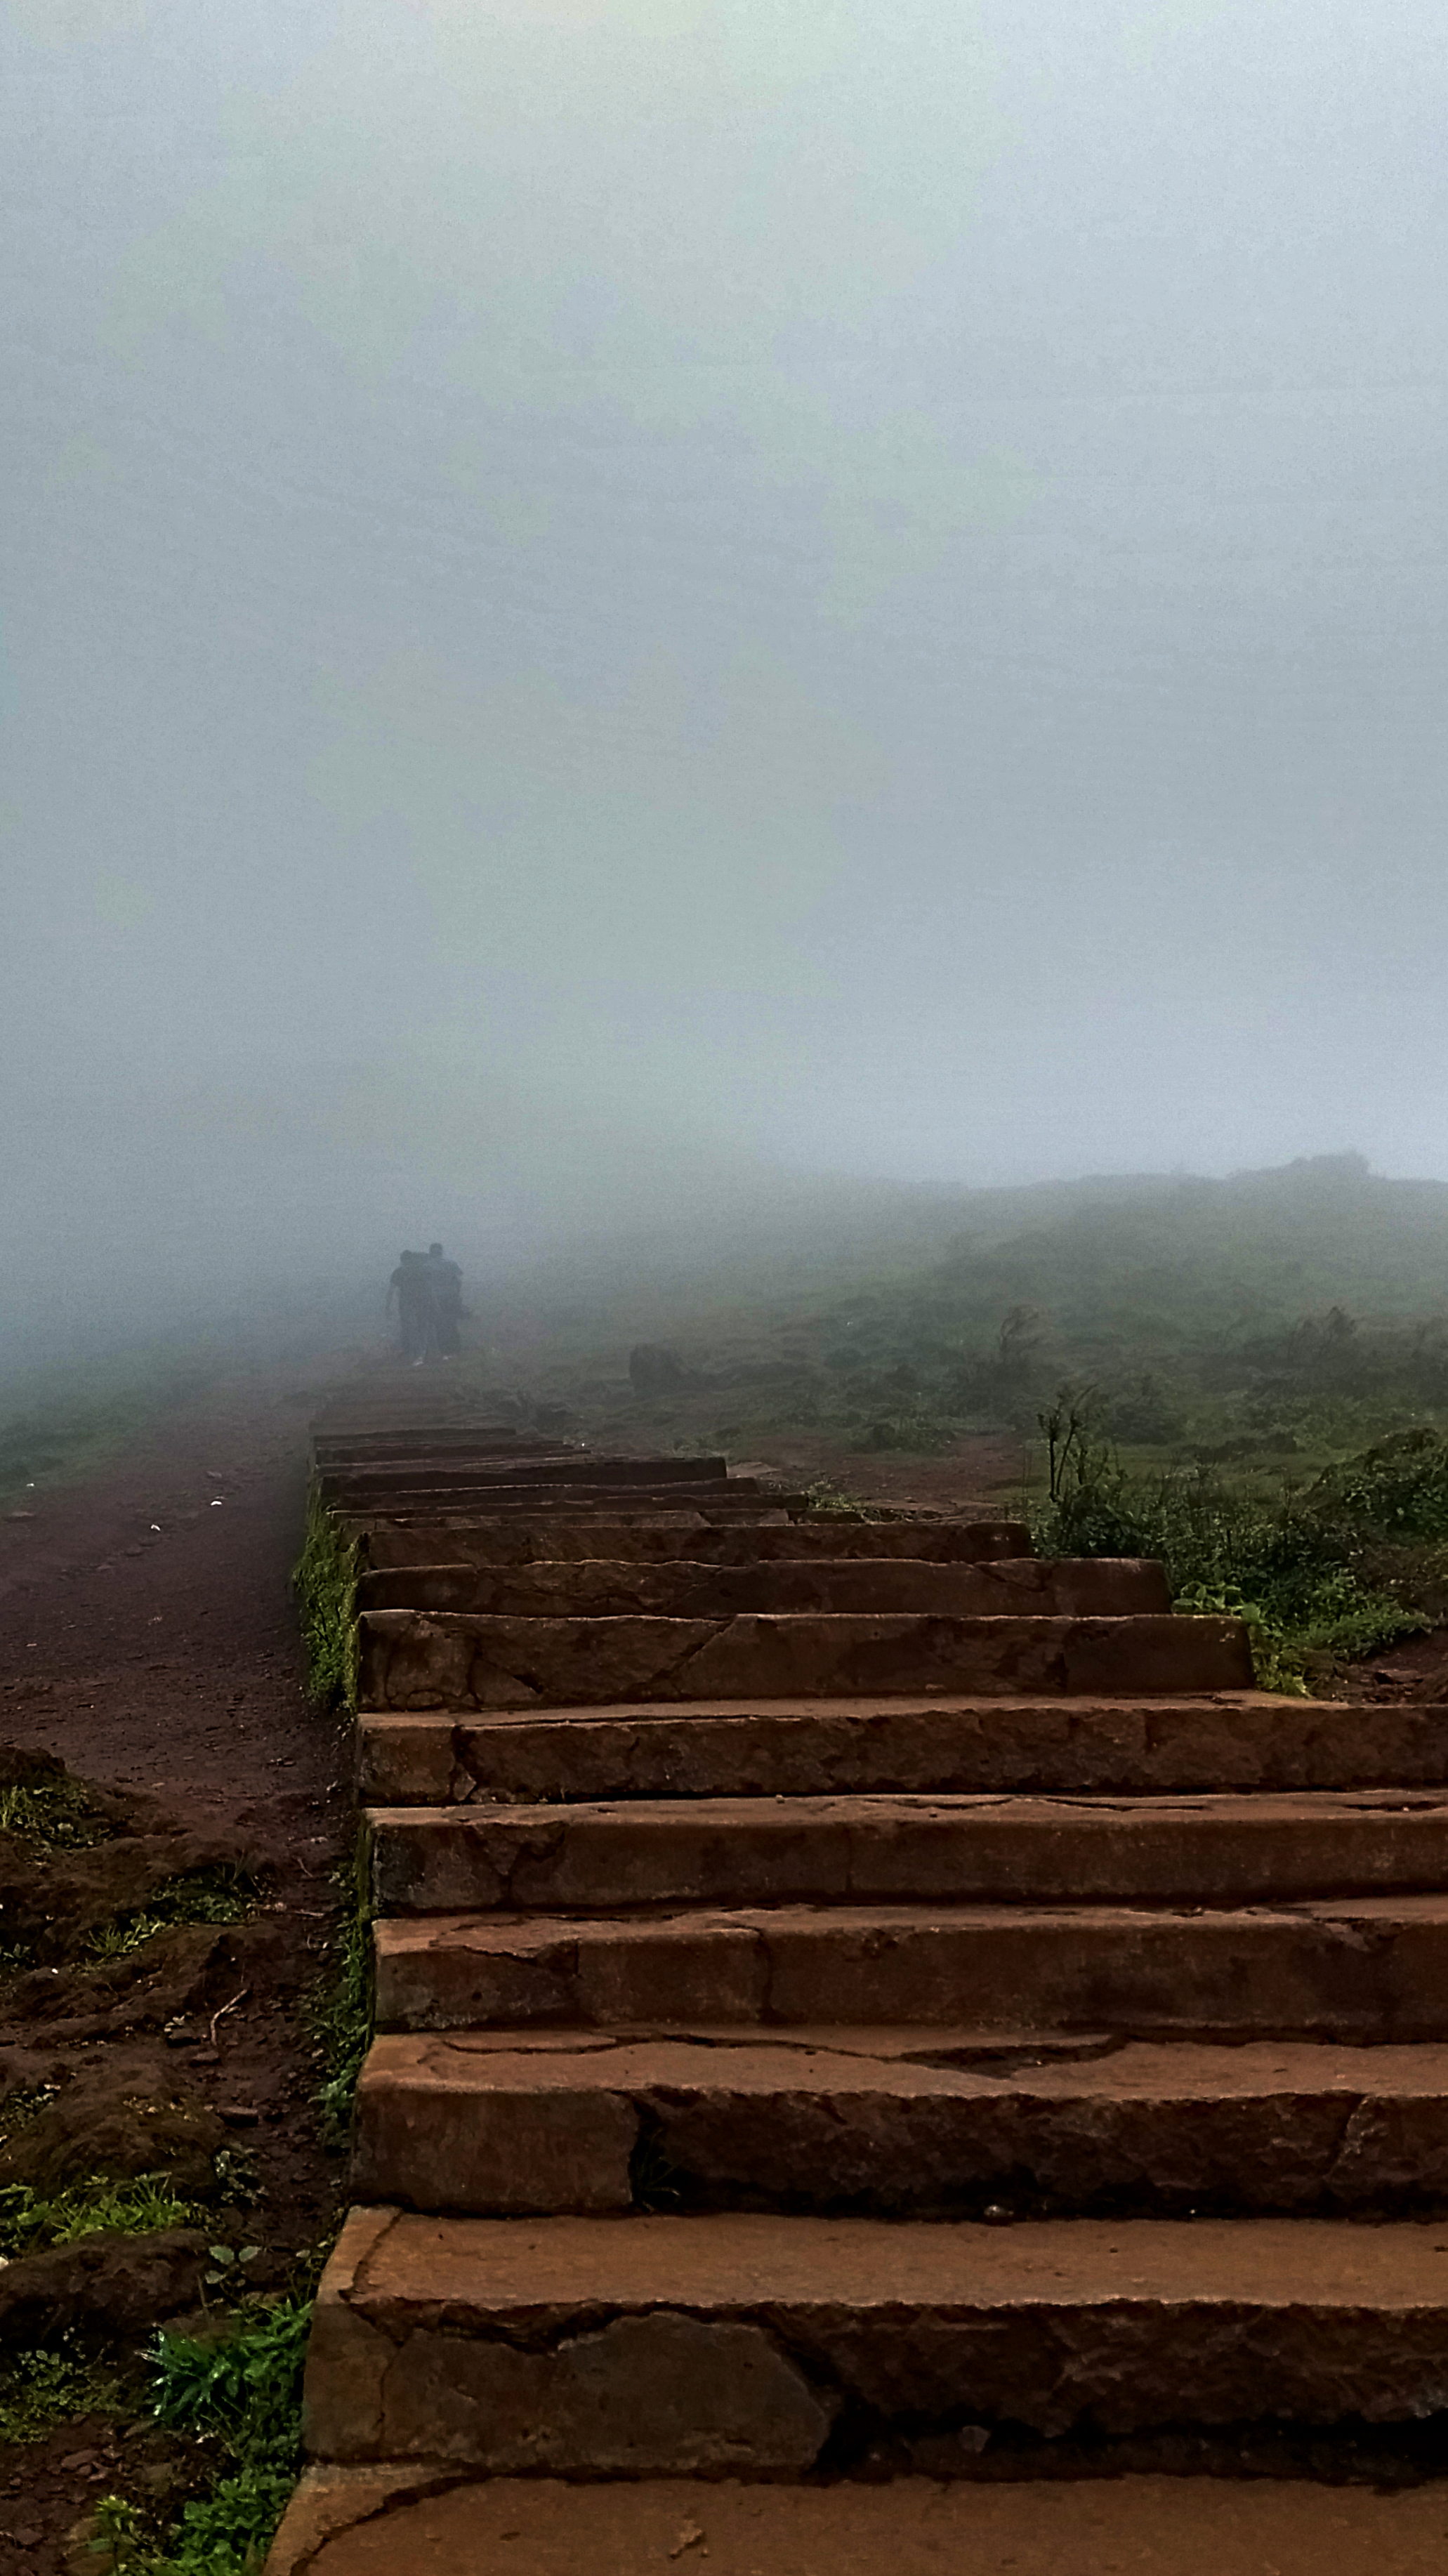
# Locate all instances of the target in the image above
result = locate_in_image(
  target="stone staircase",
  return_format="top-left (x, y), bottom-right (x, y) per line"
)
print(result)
top-left (270, 1405), bottom-right (1448, 2569)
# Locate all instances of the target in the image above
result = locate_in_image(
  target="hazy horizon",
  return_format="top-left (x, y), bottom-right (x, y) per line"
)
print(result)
top-left (6, 0), bottom-right (1445, 1346)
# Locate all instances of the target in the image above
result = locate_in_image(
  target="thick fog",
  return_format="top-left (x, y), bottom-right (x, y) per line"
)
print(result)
top-left (4, 0), bottom-right (1446, 1351)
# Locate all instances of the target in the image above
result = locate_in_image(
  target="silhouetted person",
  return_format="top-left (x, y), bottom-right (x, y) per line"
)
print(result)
top-left (423, 1241), bottom-right (464, 1357)
top-left (386, 1249), bottom-right (429, 1361)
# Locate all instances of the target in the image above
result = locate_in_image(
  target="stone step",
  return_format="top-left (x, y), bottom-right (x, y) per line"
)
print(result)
top-left (368, 1789), bottom-right (1448, 1916)
top-left (372, 1895), bottom-right (1448, 2041)
top-left (358, 1611), bottom-right (1253, 1709)
top-left (355, 1556), bottom-right (1168, 1620)
top-left (356, 1517), bottom-right (1034, 1570)
top-left (321, 1454), bottom-right (732, 1494)
top-left (333, 1484), bottom-right (791, 1518)
top-left (348, 1511), bottom-right (801, 1556)
top-left (315, 1429), bottom-right (562, 1461)
top-left (358, 1697), bottom-right (1448, 1806)
top-left (316, 1445), bottom-right (572, 1477)
top-left (351, 2030), bottom-right (1448, 2216)
top-left (305, 2207), bottom-right (1448, 2470)
top-left (265, 2464), bottom-right (1448, 2576)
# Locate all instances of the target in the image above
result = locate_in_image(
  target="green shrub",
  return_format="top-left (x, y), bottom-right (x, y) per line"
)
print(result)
top-left (1034, 1399), bottom-right (1438, 1690)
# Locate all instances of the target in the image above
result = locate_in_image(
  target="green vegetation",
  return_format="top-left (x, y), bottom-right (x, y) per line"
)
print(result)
top-left (0, 2171), bottom-right (205, 2259)
top-left (801, 1478), bottom-right (876, 1518)
top-left (468, 1155), bottom-right (1448, 1476)
top-left (0, 2339), bottom-right (126, 2443)
top-left (92, 2299), bottom-right (312, 2575)
top-left (1035, 1394), bottom-right (1448, 1690)
top-left (306, 1829), bottom-right (373, 2150)
top-left (84, 1865), bottom-right (260, 1962)
top-left (447, 1155), bottom-right (1448, 1689)
top-left (0, 1771), bottom-right (110, 1852)
top-left (292, 1497), bottom-right (360, 1713)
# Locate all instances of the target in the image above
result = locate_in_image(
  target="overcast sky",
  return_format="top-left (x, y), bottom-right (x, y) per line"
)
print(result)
top-left (4, 0), bottom-right (1447, 1284)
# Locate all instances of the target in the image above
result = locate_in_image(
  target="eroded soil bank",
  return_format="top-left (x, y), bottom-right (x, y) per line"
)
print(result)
top-left (0, 1365), bottom-right (352, 2572)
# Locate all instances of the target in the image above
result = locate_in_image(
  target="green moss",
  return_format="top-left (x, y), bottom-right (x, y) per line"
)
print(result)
top-left (305, 1827), bottom-right (373, 2152)
top-left (291, 1497), bottom-right (360, 1714)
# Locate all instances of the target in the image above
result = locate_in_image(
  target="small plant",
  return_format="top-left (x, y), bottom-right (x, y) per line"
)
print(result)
top-left (203, 2241), bottom-right (263, 2291)
top-left (1173, 1581), bottom-right (1312, 1697)
top-left (291, 1497), bottom-right (360, 1713)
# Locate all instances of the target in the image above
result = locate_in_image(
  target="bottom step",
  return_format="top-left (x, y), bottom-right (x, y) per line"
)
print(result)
top-left (305, 2208), bottom-right (1448, 2469)
top-left (268, 2467), bottom-right (1448, 2576)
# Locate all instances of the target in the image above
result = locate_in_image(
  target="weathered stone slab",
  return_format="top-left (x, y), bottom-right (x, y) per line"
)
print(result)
top-left (306, 2208), bottom-right (1448, 2460)
top-left (355, 1557), bottom-right (1170, 1620)
top-left (357, 1518), bottom-right (1034, 1570)
top-left (308, 2212), bottom-right (835, 2471)
top-left (372, 1895), bottom-right (1448, 2042)
top-left (353, 2030), bottom-right (1448, 2215)
top-left (357, 1612), bottom-right (1254, 1710)
top-left (367, 1789), bottom-right (1448, 1915)
top-left (357, 1697), bottom-right (1448, 1807)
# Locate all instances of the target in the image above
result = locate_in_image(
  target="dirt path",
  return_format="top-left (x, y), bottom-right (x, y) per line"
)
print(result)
top-left (0, 1361), bottom-right (352, 2572)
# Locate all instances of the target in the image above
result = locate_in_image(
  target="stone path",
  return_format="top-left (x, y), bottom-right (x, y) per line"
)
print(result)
top-left (268, 1395), bottom-right (1448, 2570)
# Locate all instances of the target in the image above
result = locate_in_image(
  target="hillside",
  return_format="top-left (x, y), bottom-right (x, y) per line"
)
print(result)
top-left (475, 1155), bottom-right (1448, 1483)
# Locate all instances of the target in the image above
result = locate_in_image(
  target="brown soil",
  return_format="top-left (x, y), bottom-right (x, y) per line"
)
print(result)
top-left (1319, 1629), bottom-right (1448, 1704)
top-left (0, 1362), bottom-right (353, 2572)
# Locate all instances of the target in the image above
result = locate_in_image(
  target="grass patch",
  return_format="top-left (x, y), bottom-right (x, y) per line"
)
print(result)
top-left (0, 2339), bottom-right (126, 2443)
top-left (801, 1478), bottom-right (876, 1519)
top-left (291, 1498), bottom-right (360, 1714)
top-left (306, 1830), bottom-right (372, 2152)
top-left (84, 1867), bottom-right (260, 1962)
top-left (1036, 1402), bottom-right (1448, 1690)
top-left (93, 2297), bottom-right (312, 2574)
top-left (0, 2171), bottom-right (205, 2259)
top-left (0, 1774), bottom-right (110, 1853)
